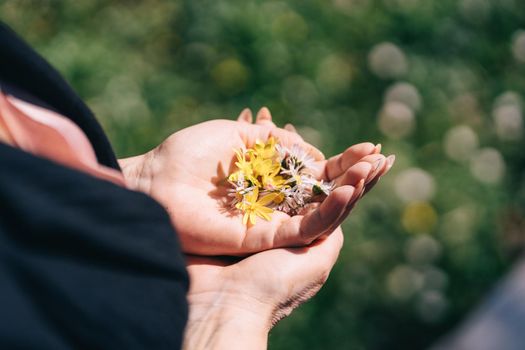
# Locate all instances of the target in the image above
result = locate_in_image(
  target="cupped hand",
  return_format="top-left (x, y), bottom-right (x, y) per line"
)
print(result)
top-left (119, 108), bottom-right (394, 255)
top-left (183, 227), bottom-right (345, 350)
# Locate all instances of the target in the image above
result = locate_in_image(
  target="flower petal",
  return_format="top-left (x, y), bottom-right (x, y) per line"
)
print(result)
top-left (257, 192), bottom-right (279, 206)
top-left (249, 212), bottom-right (257, 225)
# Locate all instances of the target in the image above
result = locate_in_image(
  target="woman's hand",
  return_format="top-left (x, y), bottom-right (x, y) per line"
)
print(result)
top-left (183, 226), bottom-right (346, 350)
top-left (119, 108), bottom-right (394, 255)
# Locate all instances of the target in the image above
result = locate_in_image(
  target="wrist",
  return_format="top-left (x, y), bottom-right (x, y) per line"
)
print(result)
top-left (184, 291), bottom-right (272, 350)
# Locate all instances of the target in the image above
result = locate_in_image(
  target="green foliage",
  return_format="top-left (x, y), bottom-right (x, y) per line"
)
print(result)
top-left (2, 0), bottom-right (525, 348)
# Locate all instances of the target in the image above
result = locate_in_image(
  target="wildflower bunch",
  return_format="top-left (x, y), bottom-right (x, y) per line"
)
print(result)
top-left (228, 137), bottom-right (334, 225)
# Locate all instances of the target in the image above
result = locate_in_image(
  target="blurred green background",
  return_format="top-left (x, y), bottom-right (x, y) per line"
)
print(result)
top-left (2, 0), bottom-right (525, 348)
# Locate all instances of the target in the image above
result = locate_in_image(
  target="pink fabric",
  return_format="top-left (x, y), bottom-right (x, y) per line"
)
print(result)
top-left (0, 91), bottom-right (125, 186)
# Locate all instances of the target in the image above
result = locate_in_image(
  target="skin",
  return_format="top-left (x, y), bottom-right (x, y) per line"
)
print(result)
top-left (183, 227), bottom-right (346, 349)
top-left (118, 107), bottom-right (395, 348)
top-left (119, 107), bottom-right (395, 255)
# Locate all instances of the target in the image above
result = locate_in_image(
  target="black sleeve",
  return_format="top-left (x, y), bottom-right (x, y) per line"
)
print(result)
top-left (0, 21), bottom-right (119, 170)
top-left (0, 143), bottom-right (189, 349)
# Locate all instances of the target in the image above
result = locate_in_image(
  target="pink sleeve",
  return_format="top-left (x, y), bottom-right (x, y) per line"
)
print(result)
top-left (0, 91), bottom-right (125, 186)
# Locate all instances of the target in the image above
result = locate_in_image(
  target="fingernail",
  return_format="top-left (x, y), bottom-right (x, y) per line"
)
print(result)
top-left (374, 143), bottom-right (382, 154)
top-left (366, 157), bottom-right (385, 184)
top-left (386, 154), bottom-right (396, 171)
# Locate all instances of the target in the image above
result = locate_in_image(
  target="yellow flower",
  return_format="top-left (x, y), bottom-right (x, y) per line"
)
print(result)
top-left (228, 171), bottom-right (241, 183)
top-left (251, 158), bottom-right (275, 176)
top-left (229, 136), bottom-right (334, 223)
top-left (253, 137), bottom-right (277, 160)
top-left (236, 187), bottom-right (278, 225)
top-left (234, 149), bottom-right (253, 177)
top-left (249, 155), bottom-right (285, 190)
top-left (272, 191), bottom-right (286, 204)
top-left (262, 174), bottom-right (286, 191)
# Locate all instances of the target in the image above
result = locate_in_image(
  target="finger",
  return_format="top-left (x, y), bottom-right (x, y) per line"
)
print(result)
top-left (255, 107), bottom-right (277, 127)
top-left (237, 108), bottom-right (253, 123)
top-left (323, 155), bottom-right (389, 232)
top-left (320, 153), bottom-right (385, 185)
top-left (328, 179), bottom-right (365, 230)
top-left (334, 160), bottom-right (373, 187)
top-left (322, 142), bottom-right (377, 180)
top-left (362, 154), bottom-right (394, 193)
top-left (363, 154), bottom-right (395, 195)
top-left (269, 128), bottom-right (325, 161)
top-left (364, 155), bottom-right (386, 185)
top-left (237, 227), bottom-right (344, 301)
top-left (239, 226), bottom-right (344, 281)
top-left (326, 156), bottom-right (395, 233)
top-left (284, 123), bottom-right (298, 134)
top-left (308, 159), bottom-right (374, 204)
top-left (366, 154), bottom-right (391, 181)
top-left (242, 187), bottom-right (350, 252)
top-left (362, 162), bottom-right (386, 195)
top-left (385, 154), bottom-right (396, 173)
top-left (273, 185), bottom-right (356, 246)
top-left (240, 184), bottom-right (358, 253)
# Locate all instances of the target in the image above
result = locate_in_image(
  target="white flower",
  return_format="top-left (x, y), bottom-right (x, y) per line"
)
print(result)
top-left (281, 160), bottom-right (300, 177)
top-left (227, 172), bottom-right (255, 205)
top-left (314, 180), bottom-right (335, 196)
top-left (302, 178), bottom-right (335, 196)
top-left (288, 144), bottom-right (317, 173)
top-left (276, 187), bottom-right (302, 214)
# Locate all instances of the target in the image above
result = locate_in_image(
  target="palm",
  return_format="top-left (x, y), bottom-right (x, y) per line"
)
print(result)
top-left (149, 119), bottom-right (275, 255)
top-left (132, 109), bottom-right (393, 255)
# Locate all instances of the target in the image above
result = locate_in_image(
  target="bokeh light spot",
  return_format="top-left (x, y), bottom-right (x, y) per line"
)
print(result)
top-left (512, 30), bottom-right (525, 63)
top-left (470, 148), bottom-right (505, 184)
top-left (416, 290), bottom-right (448, 323)
top-left (493, 104), bottom-right (523, 141)
top-left (281, 75), bottom-right (319, 108)
top-left (316, 54), bottom-right (353, 95)
top-left (211, 58), bottom-right (250, 95)
top-left (402, 202), bottom-right (438, 234)
top-left (384, 81), bottom-right (422, 111)
top-left (387, 265), bottom-right (424, 301)
top-left (368, 42), bottom-right (408, 79)
top-left (444, 125), bottom-right (479, 162)
top-left (395, 168), bottom-right (436, 203)
top-left (378, 101), bottom-right (415, 139)
top-left (405, 234), bottom-right (442, 265)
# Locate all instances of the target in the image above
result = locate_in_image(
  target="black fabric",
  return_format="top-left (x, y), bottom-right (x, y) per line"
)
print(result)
top-left (0, 22), bottom-right (119, 170)
top-left (0, 22), bottom-right (189, 349)
top-left (0, 145), bottom-right (189, 349)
